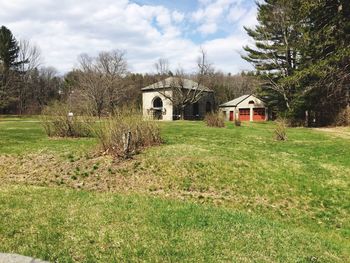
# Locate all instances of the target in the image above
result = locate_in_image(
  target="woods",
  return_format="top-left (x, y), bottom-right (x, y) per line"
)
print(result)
top-left (1, 0), bottom-right (349, 127)
top-left (243, 0), bottom-right (350, 126)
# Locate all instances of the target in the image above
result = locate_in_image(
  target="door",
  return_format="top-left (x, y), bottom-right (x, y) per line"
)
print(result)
top-left (253, 108), bottom-right (266, 121)
top-left (239, 108), bottom-right (250, 121)
top-left (229, 111), bottom-right (234, 121)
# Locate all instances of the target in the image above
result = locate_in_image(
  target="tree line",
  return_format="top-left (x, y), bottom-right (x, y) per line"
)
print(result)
top-left (0, 25), bottom-right (258, 116)
top-left (243, 0), bottom-right (350, 126)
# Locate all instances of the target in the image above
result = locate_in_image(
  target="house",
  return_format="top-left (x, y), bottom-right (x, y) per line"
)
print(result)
top-left (219, 94), bottom-right (268, 121)
top-left (142, 77), bottom-right (215, 121)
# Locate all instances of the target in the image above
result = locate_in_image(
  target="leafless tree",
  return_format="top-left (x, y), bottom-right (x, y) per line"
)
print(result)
top-left (96, 50), bottom-right (128, 111)
top-left (75, 50), bottom-right (128, 117)
top-left (154, 58), bottom-right (170, 76)
top-left (17, 39), bottom-right (42, 114)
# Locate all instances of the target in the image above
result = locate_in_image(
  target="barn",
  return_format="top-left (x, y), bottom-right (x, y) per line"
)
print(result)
top-left (219, 94), bottom-right (268, 122)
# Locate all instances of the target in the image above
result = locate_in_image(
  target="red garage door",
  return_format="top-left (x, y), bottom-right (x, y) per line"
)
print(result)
top-left (239, 109), bottom-right (250, 121)
top-left (253, 108), bottom-right (266, 121)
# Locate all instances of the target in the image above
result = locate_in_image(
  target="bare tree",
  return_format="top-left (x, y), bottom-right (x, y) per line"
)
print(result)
top-left (75, 50), bottom-right (128, 117)
top-left (17, 39), bottom-right (42, 114)
top-left (154, 58), bottom-right (170, 76)
top-left (153, 49), bottom-right (213, 119)
top-left (34, 66), bottom-right (61, 109)
top-left (96, 50), bottom-right (128, 112)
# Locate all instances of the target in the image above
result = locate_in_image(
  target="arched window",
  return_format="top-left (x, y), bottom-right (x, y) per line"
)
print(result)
top-left (153, 97), bottom-right (163, 108)
top-left (206, 102), bottom-right (212, 113)
top-left (248, 100), bottom-right (255, 105)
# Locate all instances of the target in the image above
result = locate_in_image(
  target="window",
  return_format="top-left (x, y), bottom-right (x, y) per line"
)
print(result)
top-left (248, 100), bottom-right (255, 104)
top-left (153, 97), bottom-right (163, 108)
top-left (240, 109), bottom-right (250, 115)
top-left (254, 108), bottom-right (265, 116)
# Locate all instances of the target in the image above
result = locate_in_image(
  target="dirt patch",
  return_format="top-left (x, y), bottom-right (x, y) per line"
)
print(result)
top-left (0, 153), bottom-right (162, 193)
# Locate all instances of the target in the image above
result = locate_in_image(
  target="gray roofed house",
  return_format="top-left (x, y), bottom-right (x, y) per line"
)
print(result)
top-left (142, 77), bottom-right (213, 92)
top-left (142, 77), bottom-right (215, 121)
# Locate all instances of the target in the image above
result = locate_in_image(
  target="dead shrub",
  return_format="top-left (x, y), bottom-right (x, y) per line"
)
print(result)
top-left (335, 107), bottom-right (350, 126)
top-left (274, 118), bottom-right (288, 141)
top-left (91, 109), bottom-right (162, 158)
top-left (204, 112), bottom-right (225, 128)
top-left (41, 102), bottom-right (93, 137)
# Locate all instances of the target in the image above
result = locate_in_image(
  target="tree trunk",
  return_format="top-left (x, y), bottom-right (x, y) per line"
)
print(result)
top-left (180, 105), bottom-right (185, 120)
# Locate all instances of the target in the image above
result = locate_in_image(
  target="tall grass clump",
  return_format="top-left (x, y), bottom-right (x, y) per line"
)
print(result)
top-left (204, 112), bottom-right (225, 128)
top-left (91, 110), bottom-right (162, 158)
top-left (274, 118), bottom-right (288, 141)
top-left (41, 102), bottom-right (93, 137)
top-left (235, 119), bottom-right (241, 127)
top-left (335, 106), bottom-right (350, 126)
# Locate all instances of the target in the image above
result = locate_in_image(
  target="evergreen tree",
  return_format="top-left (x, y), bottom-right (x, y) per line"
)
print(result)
top-left (243, 0), bottom-right (350, 125)
top-left (0, 26), bottom-right (21, 73)
top-left (242, 0), bottom-right (302, 112)
top-left (290, 0), bottom-right (350, 125)
top-left (0, 26), bottom-right (22, 112)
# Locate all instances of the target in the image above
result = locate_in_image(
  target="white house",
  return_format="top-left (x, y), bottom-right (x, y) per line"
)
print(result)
top-left (219, 94), bottom-right (268, 122)
top-left (142, 77), bottom-right (215, 121)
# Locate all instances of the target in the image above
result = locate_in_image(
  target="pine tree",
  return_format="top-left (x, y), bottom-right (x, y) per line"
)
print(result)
top-left (291, 0), bottom-right (350, 125)
top-left (242, 0), bottom-right (302, 113)
top-left (0, 26), bottom-right (21, 73)
top-left (0, 26), bottom-right (22, 112)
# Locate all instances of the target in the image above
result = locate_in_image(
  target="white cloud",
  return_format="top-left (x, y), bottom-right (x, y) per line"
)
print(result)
top-left (227, 6), bottom-right (246, 23)
top-left (203, 35), bottom-right (253, 73)
top-left (172, 11), bottom-right (185, 23)
top-left (0, 0), bottom-right (257, 74)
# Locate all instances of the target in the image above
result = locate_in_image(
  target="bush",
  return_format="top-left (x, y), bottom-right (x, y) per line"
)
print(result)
top-left (234, 119), bottom-right (241, 127)
top-left (41, 102), bottom-right (93, 137)
top-left (274, 118), bottom-right (288, 141)
top-left (335, 107), bottom-right (350, 126)
top-left (204, 112), bottom-right (225, 128)
top-left (91, 110), bottom-right (162, 158)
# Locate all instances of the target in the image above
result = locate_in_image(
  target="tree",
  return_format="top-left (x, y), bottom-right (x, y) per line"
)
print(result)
top-left (243, 0), bottom-right (350, 125)
top-left (0, 26), bottom-right (22, 73)
top-left (17, 39), bottom-right (42, 114)
top-left (242, 0), bottom-right (301, 112)
top-left (0, 26), bottom-right (22, 112)
top-left (208, 71), bottom-right (260, 105)
top-left (75, 50), bottom-right (128, 117)
top-left (290, 0), bottom-right (350, 125)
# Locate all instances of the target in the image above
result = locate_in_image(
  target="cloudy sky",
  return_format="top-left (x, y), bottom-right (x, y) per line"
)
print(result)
top-left (1, 0), bottom-right (258, 74)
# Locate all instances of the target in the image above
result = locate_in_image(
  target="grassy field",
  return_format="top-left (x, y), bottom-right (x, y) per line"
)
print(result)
top-left (0, 118), bottom-right (349, 262)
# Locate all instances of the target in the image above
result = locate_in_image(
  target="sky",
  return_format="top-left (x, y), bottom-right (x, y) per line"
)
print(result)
top-left (0, 0), bottom-right (258, 75)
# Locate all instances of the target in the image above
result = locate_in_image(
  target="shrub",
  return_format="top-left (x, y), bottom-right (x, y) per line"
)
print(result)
top-left (204, 112), bottom-right (225, 128)
top-left (274, 118), bottom-right (288, 141)
top-left (335, 107), bottom-right (350, 126)
top-left (91, 110), bottom-right (162, 158)
top-left (41, 102), bottom-right (93, 137)
top-left (234, 119), bottom-right (241, 127)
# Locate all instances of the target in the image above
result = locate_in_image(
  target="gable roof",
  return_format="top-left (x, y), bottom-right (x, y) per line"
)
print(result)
top-left (219, 94), bottom-right (252, 107)
top-left (142, 77), bottom-right (212, 92)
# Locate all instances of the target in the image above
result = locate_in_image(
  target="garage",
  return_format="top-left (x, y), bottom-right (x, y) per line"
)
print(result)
top-left (219, 94), bottom-right (268, 122)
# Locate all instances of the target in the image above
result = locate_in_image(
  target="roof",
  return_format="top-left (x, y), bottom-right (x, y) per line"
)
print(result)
top-left (142, 77), bottom-right (212, 92)
top-left (219, 94), bottom-right (252, 107)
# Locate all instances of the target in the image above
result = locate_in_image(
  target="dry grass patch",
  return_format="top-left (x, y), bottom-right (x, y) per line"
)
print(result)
top-left (313, 127), bottom-right (350, 139)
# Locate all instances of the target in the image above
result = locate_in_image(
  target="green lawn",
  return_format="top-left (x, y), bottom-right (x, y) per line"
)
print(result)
top-left (0, 118), bottom-right (349, 262)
